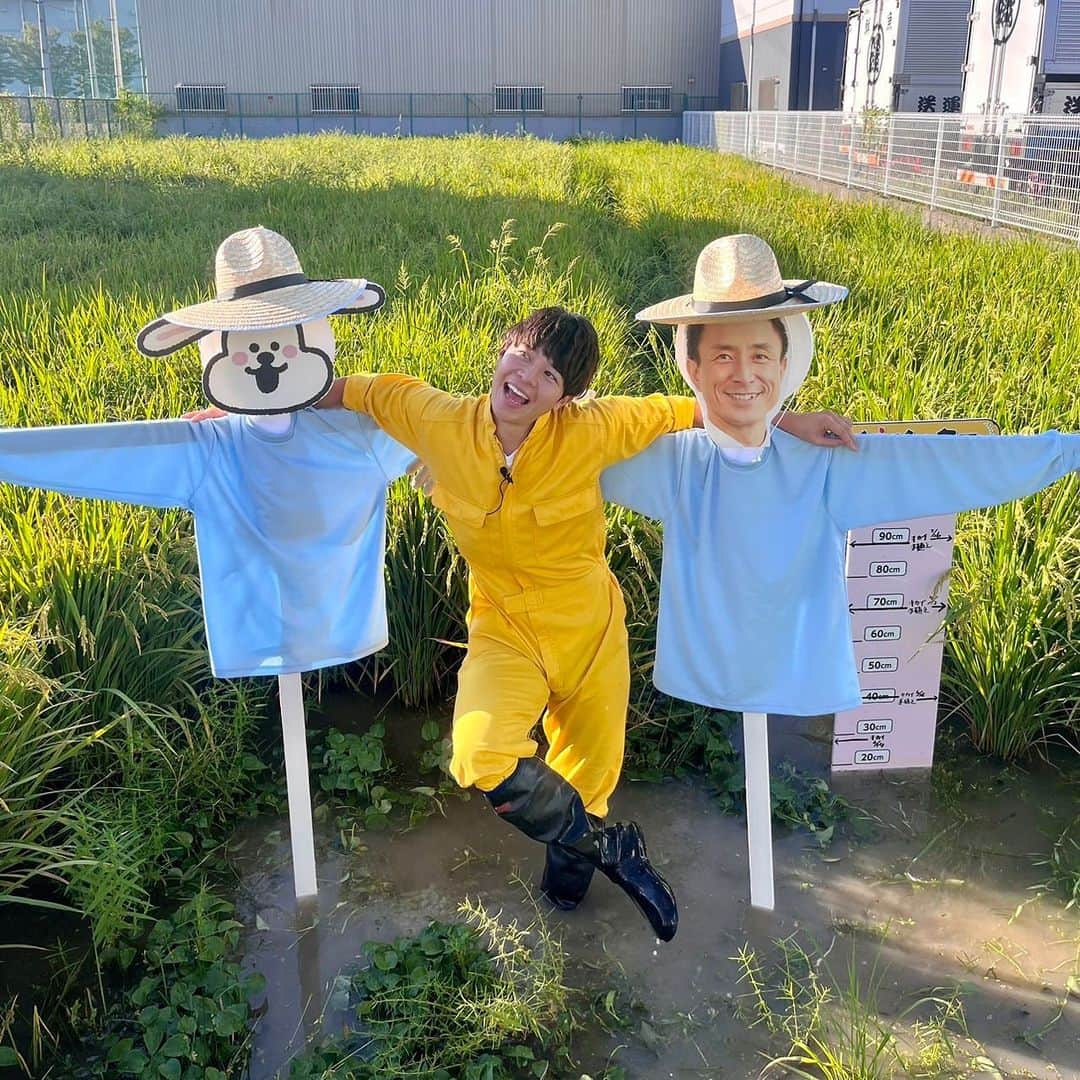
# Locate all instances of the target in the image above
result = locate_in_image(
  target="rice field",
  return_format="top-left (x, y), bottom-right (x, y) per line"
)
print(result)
top-left (0, 134), bottom-right (1077, 1074)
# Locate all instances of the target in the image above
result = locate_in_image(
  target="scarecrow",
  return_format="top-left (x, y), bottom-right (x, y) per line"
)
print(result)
top-left (0, 227), bottom-right (412, 897)
top-left (601, 233), bottom-right (1080, 906)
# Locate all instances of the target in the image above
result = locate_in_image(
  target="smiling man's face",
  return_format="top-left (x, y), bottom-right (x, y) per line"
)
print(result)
top-left (685, 319), bottom-right (788, 446)
top-left (489, 341), bottom-right (569, 429)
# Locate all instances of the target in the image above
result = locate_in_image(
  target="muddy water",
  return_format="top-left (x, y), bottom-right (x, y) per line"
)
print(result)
top-left (233, 701), bottom-right (1078, 1080)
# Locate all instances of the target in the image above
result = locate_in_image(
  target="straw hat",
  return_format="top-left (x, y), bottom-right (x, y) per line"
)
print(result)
top-left (138, 227), bottom-right (385, 346)
top-left (636, 234), bottom-right (847, 325)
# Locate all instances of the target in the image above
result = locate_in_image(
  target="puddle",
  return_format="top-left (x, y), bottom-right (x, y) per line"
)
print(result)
top-left (231, 696), bottom-right (1079, 1079)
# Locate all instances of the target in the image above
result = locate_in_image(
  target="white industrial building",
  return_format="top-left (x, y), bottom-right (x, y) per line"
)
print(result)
top-left (716, 1), bottom-right (852, 111)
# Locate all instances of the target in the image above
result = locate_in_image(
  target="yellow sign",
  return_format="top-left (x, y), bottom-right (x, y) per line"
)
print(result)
top-left (853, 418), bottom-right (1000, 437)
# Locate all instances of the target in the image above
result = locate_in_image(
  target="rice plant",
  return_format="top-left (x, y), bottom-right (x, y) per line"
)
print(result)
top-left (0, 133), bottom-right (1076, 944)
top-left (0, 620), bottom-right (106, 907)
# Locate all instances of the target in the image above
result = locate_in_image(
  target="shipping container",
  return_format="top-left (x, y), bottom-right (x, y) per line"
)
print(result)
top-left (962, 0), bottom-right (1080, 116)
top-left (842, 0), bottom-right (970, 113)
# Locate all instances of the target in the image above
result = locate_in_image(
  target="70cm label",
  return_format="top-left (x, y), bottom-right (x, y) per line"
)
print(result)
top-left (867, 594), bottom-right (904, 609)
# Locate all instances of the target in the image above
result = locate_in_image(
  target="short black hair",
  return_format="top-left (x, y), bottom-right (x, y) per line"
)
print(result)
top-left (685, 318), bottom-right (789, 363)
top-left (501, 307), bottom-right (600, 398)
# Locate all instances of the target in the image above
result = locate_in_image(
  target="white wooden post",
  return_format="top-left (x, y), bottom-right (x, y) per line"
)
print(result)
top-left (279, 671), bottom-right (318, 899)
top-left (295, 896), bottom-right (321, 1038)
top-left (742, 712), bottom-right (775, 911)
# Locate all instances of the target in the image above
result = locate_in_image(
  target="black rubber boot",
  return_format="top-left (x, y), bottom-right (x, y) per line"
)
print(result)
top-left (484, 758), bottom-right (678, 941)
top-left (540, 815), bottom-right (601, 911)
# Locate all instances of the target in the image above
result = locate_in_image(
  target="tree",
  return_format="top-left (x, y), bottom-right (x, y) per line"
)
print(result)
top-left (0, 20), bottom-right (141, 97)
top-left (0, 26), bottom-right (44, 93)
top-left (72, 20), bottom-right (142, 97)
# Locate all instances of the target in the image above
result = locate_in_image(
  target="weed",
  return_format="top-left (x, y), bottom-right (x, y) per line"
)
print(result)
top-left (57, 886), bottom-right (265, 1078)
top-left (289, 895), bottom-right (568, 1078)
top-left (734, 934), bottom-right (991, 1080)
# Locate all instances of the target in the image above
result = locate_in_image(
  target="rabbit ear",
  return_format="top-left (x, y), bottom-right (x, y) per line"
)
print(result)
top-left (334, 281), bottom-right (386, 316)
top-left (136, 319), bottom-right (210, 357)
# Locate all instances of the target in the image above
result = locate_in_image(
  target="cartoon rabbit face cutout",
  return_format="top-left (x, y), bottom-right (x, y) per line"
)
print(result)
top-left (136, 227), bottom-right (385, 414)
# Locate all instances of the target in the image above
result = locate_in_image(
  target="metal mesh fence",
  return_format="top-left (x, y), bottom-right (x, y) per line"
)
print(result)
top-left (0, 91), bottom-right (726, 141)
top-left (684, 111), bottom-right (1080, 243)
top-left (0, 95), bottom-right (134, 138)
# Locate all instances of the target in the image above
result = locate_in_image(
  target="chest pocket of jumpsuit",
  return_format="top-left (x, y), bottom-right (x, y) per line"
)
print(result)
top-left (430, 482), bottom-right (487, 531)
top-left (531, 485), bottom-right (602, 527)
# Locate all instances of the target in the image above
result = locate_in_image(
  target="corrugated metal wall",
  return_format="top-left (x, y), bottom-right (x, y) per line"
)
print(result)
top-left (1046, 0), bottom-right (1080, 73)
top-left (138, 0), bottom-right (724, 95)
top-left (897, 0), bottom-right (969, 77)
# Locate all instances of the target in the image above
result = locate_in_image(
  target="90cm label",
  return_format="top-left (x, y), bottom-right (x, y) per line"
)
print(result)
top-left (872, 527), bottom-right (910, 543)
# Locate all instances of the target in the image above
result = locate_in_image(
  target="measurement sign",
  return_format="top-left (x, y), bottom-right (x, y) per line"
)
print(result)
top-left (833, 418), bottom-right (999, 772)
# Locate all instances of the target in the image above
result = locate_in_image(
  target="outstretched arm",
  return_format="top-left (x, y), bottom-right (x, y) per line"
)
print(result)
top-left (340, 373), bottom-right (458, 457)
top-left (825, 432), bottom-right (1080, 531)
top-left (0, 419), bottom-right (207, 508)
top-left (600, 434), bottom-right (682, 521)
top-left (592, 394), bottom-right (697, 468)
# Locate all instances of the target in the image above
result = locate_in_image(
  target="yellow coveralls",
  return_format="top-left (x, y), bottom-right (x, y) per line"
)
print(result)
top-left (343, 374), bottom-right (696, 817)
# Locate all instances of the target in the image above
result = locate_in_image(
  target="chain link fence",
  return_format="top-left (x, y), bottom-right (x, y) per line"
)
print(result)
top-left (684, 111), bottom-right (1080, 244)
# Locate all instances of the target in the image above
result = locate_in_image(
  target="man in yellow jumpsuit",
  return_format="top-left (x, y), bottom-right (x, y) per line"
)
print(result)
top-left (314, 306), bottom-right (853, 942)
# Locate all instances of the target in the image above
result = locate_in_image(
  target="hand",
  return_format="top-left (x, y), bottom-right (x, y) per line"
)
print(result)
top-left (775, 409), bottom-right (858, 451)
top-left (407, 458), bottom-right (435, 496)
top-left (183, 406), bottom-right (228, 422)
top-left (316, 377), bottom-right (346, 409)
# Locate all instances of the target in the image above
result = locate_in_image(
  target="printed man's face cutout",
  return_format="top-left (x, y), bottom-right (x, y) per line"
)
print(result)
top-left (686, 320), bottom-right (788, 444)
top-left (196, 318), bottom-right (335, 414)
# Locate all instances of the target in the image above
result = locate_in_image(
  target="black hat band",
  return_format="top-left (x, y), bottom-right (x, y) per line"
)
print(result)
top-left (692, 280), bottom-right (819, 315)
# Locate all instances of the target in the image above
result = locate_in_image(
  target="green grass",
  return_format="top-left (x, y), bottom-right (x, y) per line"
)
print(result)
top-left (288, 897), bottom-right (568, 1079)
top-left (0, 133), bottom-right (1077, 944)
top-left (735, 936), bottom-right (990, 1079)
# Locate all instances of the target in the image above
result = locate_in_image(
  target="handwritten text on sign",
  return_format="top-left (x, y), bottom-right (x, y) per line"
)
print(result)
top-left (832, 420), bottom-right (999, 771)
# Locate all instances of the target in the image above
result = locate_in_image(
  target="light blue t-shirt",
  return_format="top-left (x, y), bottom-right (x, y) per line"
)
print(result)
top-left (0, 409), bottom-right (414, 678)
top-left (601, 429), bottom-right (1080, 715)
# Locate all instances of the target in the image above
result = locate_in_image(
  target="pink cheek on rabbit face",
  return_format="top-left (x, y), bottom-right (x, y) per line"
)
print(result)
top-left (282, 345), bottom-right (298, 359)
top-left (231, 351), bottom-right (248, 365)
